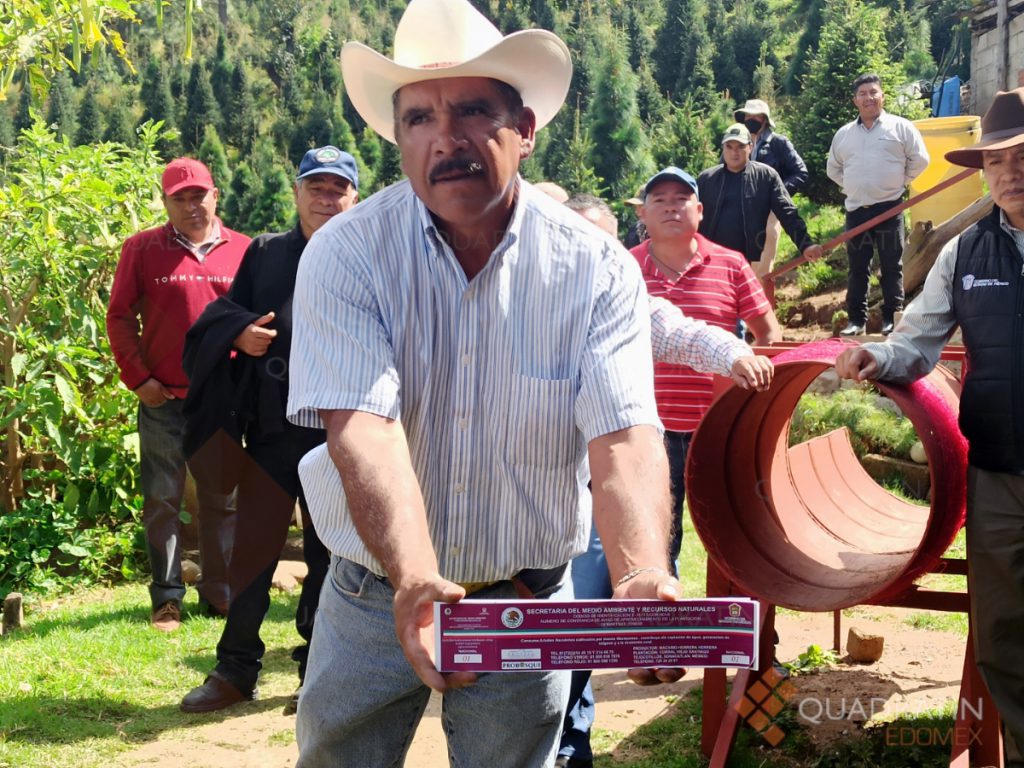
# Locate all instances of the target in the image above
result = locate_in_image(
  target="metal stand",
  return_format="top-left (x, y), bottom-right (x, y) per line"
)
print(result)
top-left (700, 558), bottom-right (1004, 767)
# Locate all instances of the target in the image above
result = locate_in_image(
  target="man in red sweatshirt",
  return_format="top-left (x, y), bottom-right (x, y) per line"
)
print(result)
top-left (107, 158), bottom-right (250, 631)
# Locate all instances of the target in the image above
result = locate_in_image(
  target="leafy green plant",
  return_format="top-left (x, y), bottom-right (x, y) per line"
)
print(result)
top-left (796, 259), bottom-right (839, 296)
top-left (0, 120), bottom-right (165, 594)
top-left (783, 643), bottom-right (840, 674)
top-left (789, 388), bottom-right (919, 459)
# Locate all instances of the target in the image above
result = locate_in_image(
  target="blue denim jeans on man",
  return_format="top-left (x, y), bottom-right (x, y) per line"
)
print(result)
top-left (296, 557), bottom-right (573, 767)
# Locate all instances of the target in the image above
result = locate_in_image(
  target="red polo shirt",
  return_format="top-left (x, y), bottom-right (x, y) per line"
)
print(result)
top-left (631, 235), bottom-right (771, 432)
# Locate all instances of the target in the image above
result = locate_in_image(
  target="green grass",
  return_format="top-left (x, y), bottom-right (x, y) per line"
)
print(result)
top-left (0, 511), bottom-right (970, 768)
top-left (0, 584), bottom-right (303, 768)
top-left (674, 507), bottom-right (708, 599)
top-left (789, 388), bottom-right (920, 460)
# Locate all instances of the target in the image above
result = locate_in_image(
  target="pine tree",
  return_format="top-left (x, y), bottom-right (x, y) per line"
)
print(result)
top-left (793, 0), bottom-right (913, 203)
top-left (289, 97), bottom-right (335, 165)
top-left (181, 62), bottom-right (221, 152)
top-left (753, 42), bottom-right (777, 101)
top-left (139, 56), bottom-right (179, 160)
top-left (689, 41), bottom-right (719, 115)
top-left (357, 126), bottom-right (382, 192)
top-left (199, 124), bottom-right (231, 191)
top-left (653, 0), bottom-right (709, 98)
top-left (14, 86), bottom-right (34, 136)
top-left (636, 65), bottom-right (667, 127)
top-left (530, 0), bottom-right (557, 32)
top-left (557, 109), bottom-right (604, 197)
top-left (227, 62), bottom-right (257, 154)
top-left (75, 88), bottom-right (104, 145)
top-left (649, 99), bottom-right (719, 176)
top-left (375, 139), bottom-right (404, 190)
top-left (103, 100), bottom-right (137, 145)
top-left (45, 71), bottom-right (77, 141)
top-left (585, 28), bottom-right (652, 201)
top-left (250, 165), bottom-right (294, 233)
top-left (784, 0), bottom-right (826, 95)
top-left (221, 162), bottom-right (257, 232)
top-left (0, 102), bottom-right (15, 161)
top-left (713, 0), bottom-right (779, 103)
top-left (211, 31), bottom-right (234, 111)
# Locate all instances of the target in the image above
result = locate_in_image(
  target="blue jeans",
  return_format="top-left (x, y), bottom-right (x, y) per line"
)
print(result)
top-left (665, 430), bottom-right (692, 576)
top-left (297, 557), bottom-right (573, 768)
top-left (137, 401), bottom-right (236, 610)
top-left (558, 529), bottom-right (612, 762)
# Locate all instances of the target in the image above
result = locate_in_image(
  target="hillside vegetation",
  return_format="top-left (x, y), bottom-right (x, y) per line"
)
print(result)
top-left (2, 0), bottom-right (971, 231)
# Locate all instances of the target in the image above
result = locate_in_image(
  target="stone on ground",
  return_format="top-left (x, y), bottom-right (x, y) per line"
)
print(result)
top-left (847, 626), bottom-right (885, 663)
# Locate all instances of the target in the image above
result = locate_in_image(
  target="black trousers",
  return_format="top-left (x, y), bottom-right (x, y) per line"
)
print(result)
top-left (844, 199), bottom-right (905, 326)
top-left (206, 422), bottom-right (329, 693)
top-left (665, 429), bottom-right (693, 576)
top-left (966, 467), bottom-right (1024, 766)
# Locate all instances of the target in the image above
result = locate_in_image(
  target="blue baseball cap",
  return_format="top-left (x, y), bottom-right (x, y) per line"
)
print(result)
top-left (296, 145), bottom-right (359, 189)
top-left (642, 166), bottom-right (699, 200)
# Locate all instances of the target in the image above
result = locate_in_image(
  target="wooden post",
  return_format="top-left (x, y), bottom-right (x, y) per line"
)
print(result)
top-left (997, 0), bottom-right (1009, 92)
top-left (903, 195), bottom-right (993, 296)
top-left (2, 592), bottom-right (23, 634)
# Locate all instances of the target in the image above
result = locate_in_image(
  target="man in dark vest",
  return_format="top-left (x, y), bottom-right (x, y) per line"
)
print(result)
top-left (836, 87), bottom-right (1024, 767)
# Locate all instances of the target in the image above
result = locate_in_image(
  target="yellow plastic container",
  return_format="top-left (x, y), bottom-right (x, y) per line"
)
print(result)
top-left (909, 116), bottom-right (984, 228)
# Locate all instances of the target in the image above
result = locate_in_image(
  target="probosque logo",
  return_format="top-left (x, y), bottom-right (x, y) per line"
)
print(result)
top-left (733, 667), bottom-right (796, 746)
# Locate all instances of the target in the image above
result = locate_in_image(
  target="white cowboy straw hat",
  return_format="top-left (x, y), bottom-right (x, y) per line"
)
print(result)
top-left (341, 0), bottom-right (572, 144)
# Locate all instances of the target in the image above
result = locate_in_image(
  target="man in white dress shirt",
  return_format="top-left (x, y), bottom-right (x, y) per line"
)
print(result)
top-left (828, 73), bottom-right (929, 336)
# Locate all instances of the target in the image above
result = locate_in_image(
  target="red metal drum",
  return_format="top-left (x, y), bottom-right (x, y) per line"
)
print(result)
top-left (686, 338), bottom-right (968, 612)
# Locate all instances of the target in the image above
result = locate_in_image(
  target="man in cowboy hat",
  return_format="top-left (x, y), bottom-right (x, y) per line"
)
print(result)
top-left (733, 98), bottom-right (809, 285)
top-left (836, 86), bottom-right (1024, 766)
top-left (285, 0), bottom-right (681, 765)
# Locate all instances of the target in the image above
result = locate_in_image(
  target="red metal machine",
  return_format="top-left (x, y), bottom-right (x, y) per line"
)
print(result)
top-left (688, 338), bottom-right (1001, 767)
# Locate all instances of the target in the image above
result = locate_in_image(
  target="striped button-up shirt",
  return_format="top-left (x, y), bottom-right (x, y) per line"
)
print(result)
top-left (865, 209), bottom-right (1024, 382)
top-left (287, 179), bottom-right (660, 583)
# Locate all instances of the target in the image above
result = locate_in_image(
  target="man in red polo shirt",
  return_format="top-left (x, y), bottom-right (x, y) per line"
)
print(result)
top-left (107, 158), bottom-right (250, 631)
top-left (632, 166), bottom-right (780, 572)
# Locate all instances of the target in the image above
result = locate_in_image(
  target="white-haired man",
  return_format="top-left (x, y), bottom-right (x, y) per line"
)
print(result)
top-left (836, 87), bottom-right (1024, 767)
top-left (286, 1), bottom-right (682, 765)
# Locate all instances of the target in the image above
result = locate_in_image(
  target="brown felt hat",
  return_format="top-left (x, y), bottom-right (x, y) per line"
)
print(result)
top-left (946, 87), bottom-right (1024, 168)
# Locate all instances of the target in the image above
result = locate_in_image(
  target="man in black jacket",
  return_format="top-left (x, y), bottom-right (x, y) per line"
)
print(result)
top-left (698, 123), bottom-right (822, 294)
top-left (734, 99), bottom-right (809, 283)
top-left (180, 146), bottom-right (359, 716)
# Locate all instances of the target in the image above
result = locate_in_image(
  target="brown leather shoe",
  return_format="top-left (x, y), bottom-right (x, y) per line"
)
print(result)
top-left (151, 601), bottom-right (181, 632)
top-left (282, 686), bottom-right (301, 716)
top-left (180, 674), bottom-right (256, 713)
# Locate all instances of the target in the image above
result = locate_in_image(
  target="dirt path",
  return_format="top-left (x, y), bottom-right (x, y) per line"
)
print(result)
top-left (116, 607), bottom-right (967, 767)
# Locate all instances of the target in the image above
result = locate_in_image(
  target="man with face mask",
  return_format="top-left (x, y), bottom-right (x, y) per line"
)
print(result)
top-left (734, 99), bottom-right (809, 285)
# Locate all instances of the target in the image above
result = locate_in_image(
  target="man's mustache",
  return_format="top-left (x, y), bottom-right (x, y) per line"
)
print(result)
top-left (429, 157), bottom-right (483, 184)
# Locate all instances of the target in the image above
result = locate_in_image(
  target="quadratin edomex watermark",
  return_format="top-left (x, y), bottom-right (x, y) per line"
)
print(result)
top-left (734, 670), bottom-right (989, 750)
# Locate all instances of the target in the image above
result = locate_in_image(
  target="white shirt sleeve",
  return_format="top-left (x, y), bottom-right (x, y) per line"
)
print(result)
top-left (903, 122), bottom-right (931, 186)
top-left (648, 295), bottom-right (752, 375)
